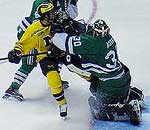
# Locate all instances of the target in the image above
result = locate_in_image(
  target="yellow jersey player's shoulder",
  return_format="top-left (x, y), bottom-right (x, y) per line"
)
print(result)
top-left (26, 20), bottom-right (50, 37)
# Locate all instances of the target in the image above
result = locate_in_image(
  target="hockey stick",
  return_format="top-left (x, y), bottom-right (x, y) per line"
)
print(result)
top-left (0, 51), bottom-right (48, 61)
top-left (0, 50), bottom-right (96, 62)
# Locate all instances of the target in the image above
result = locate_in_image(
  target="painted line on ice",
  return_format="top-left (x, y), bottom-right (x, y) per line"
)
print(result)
top-left (86, 0), bottom-right (98, 24)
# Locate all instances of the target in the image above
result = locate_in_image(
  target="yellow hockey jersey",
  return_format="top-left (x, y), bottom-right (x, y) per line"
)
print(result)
top-left (15, 20), bottom-right (52, 62)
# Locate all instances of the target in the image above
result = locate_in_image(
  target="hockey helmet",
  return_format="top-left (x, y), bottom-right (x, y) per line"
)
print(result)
top-left (86, 19), bottom-right (110, 37)
top-left (37, 2), bottom-right (56, 24)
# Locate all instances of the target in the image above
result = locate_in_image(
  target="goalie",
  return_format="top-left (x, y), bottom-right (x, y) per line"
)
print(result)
top-left (47, 18), bottom-right (144, 125)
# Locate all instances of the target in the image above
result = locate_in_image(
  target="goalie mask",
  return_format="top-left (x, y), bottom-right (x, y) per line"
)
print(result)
top-left (86, 19), bottom-right (110, 37)
top-left (38, 2), bottom-right (57, 25)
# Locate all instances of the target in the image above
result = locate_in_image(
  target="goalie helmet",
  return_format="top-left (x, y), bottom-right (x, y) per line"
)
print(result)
top-left (86, 19), bottom-right (110, 37)
top-left (37, 2), bottom-right (57, 24)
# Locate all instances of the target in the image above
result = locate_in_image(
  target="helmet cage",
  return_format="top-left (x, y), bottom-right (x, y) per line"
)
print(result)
top-left (86, 19), bottom-right (110, 37)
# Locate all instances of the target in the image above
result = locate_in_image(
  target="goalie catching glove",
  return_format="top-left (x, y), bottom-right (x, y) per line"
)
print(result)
top-left (8, 49), bottom-right (21, 64)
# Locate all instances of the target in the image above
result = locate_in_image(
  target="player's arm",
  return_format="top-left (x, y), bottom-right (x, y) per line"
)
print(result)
top-left (8, 26), bottom-right (38, 64)
top-left (52, 32), bottom-right (81, 54)
top-left (49, 32), bottom-right (92, 79)
top-left (17, 17), bottom-right (33, 40)
top-left (15, 33), bottom-right (37, 55)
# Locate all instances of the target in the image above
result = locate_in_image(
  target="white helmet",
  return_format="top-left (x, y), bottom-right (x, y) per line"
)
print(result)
top-left (86, 19), bottom-right (110, 37)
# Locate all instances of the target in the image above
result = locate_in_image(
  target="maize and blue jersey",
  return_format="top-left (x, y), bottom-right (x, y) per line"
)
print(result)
top-left (15, 20), bottom-right (52, 63)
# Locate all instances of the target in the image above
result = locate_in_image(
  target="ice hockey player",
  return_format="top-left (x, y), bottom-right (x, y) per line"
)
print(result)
top-left (46, 18), bottom-right (144, 125)
top-left (2, 0), bottom-right (78, 101)
top-left (5, 3), bottom-right (68, 119)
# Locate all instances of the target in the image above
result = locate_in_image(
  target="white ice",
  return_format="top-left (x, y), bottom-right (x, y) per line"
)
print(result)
top-left (0, 0), bottom-right (150, 130)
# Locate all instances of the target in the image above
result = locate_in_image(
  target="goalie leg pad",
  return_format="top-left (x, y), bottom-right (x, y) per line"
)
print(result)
top-left (128, 87), bottom-right (144, 108)
top-left (88, 96), bottom-right (115, 121)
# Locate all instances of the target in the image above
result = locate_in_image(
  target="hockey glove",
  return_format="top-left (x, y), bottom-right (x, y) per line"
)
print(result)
top-left (50, 18), bottom-right (73, 35)
top-left (51, 22), bottom-right (64, 35)
top-left (61, 17), bottom-right (80, 35)
top-left (47, 44), bottom-right (65, 59)
top-left (8, 49), bottom-right (21, 64)
top-left (62, 18), bottom-right (75, 35)
top-left (63, 54), bottom-right (82, 67)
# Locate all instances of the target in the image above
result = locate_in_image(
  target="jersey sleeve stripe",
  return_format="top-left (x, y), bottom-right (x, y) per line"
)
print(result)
top-left (66, 36), bottom-right (74, 54)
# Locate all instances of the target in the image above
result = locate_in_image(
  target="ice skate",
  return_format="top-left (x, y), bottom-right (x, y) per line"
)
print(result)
top-left (59, 103), bottom-right (67, 120)
top-left (2, 87), bottom-right (24, 101)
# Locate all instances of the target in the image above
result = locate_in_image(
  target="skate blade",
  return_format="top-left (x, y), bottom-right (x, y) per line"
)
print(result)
top-left (2, 95), bottom-right (23, 102)
top-left (60, 116), bottom-right (67, 120)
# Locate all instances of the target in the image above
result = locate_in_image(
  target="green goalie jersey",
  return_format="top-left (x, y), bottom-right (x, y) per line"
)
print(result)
top-left (63, 33), bottom-right (125, 81)
top-left (51, 32), bottom-right (125, 81)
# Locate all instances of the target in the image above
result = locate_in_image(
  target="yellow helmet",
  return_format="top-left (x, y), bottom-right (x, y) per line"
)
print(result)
top-left (38, 3), bottom-right (54, 14)
top-left (38, 2), bottom-right (56, 24)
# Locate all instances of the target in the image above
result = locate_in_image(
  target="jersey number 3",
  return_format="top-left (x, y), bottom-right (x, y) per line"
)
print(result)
top-left (105, 50), bottom-right (117, 69)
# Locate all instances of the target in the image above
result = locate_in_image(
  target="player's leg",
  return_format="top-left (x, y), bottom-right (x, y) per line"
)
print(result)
top-left (88, 96), bottom-right (115, 121)
top-left (39, 57), bottom-right (67, 119)
top-left (2, 17), bottom-right (34, 101)
top-left (2, 50), bottom-right (37, 101)
top-left (58, 62), bottom-right (70, 89)
top-left (88, 70), bottom-right (141, 125)
top-left (125, 99), bottom-right (141, 125)
top-left (2, 65), bottom-right (34, 101)
top-left (88, 95), bottom-right (141, 125)
top-left (89, 76), bottom-right (99, 96)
